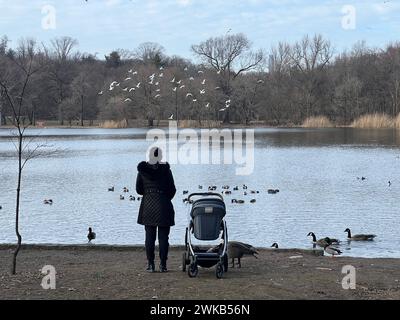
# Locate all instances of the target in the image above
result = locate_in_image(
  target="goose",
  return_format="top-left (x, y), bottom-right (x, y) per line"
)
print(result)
top-left (228, 241), bottom-right (258, 268)
top-left (120, 195), bottom-right (125, 200)
top-left (307, 232), bottom-right (339, 247)
top-left (236, 200), bottom-right (245, 204)
top-left (233, 186), bottom-right (239, 191)
top-left (198, 185), bottom-right (203, 189)
top-left (108, 186), bottom-right (114, 192)
top-left (271, 243), bottom-right (279, 249)
top-left (344, 228), bottom-right (376, 241)
top-left (183, 190), bottom-right (189, 195)
top-left (87, 227), bottom-right (96, 243)
top-left (222, 185), bottom-right (230, 190)
top-left (324, 244), bottom-right (342, 257)
top-left (250, 199), bottom-right (256, 203)
top-left (129, 195), bottom-right (135, 201)
top-left (388, 181), bottom-right (392, 187)
top-left (268, 189), bottom-right (279, 194)
top-left (44, 199), bottom-right (53, 205)
top-left (123, 187), bottom-right (129, 193)
top-left (137, 197), bottom-right (141, 201)
top-left (0, 205), bottom-right (2, 210)
top-left (243, 184), bottom-right (248, 190)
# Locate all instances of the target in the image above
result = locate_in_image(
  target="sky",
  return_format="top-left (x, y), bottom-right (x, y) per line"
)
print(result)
top-left (0, 0), bottom-right (399, 60)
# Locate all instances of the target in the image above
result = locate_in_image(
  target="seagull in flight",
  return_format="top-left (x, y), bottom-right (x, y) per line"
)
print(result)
top-left (186, 93), bottom-right (193, 98)
top-left (136, 82), bottom-right (141, 88)
top-left (154, 94), bottom-right (161, 98)
top-left (201, 79), bottom-right (206, 85)
top-left (124, 77), bottom-right (132, 81)
top-left (198, 70), bottom-right (204, 74)
top-left (205, 103), bottom-right (210, 108)
top-left (159, 73), bottom-right (164, 78)
top-left (179, 85), bottom-right (185, 89)
top-left (189, 77), bottom-right (194, 81)
top-left (168, 114), bottom-right (174, 120)
top-left (200, 89), bottom-right (206, 95)
top-left (124, 98), bottom-right (132, 102)
top-left (219, 108), bottom-right (226, 112)
top-left (172, 87), bottom-right (177, 92)
top-left (170, 77), bottom-right (176, 83)
top-left (129, 88), bottom-right (135, 92)
top-left (98, 91), bottom-right (103, 95)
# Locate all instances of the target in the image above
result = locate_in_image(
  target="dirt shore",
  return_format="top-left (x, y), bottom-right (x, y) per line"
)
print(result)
top-left (0, 245), bottom-right (399, 300)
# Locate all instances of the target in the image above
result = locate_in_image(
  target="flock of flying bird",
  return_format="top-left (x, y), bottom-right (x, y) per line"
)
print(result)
top-left (97, 65), bottom-right (264, 118)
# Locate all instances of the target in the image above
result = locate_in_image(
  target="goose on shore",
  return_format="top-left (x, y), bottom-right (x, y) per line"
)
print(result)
top-left (324, 244), bottom-right (342, 257)
top-left (87, 227), bottom-right (96, 243)
top-left (344, 228), bottom-right (376, 241)
top-left (228, 241), bottom-right (258, 268)
top-left (307, 232), bottom-right (339, 247)
top-left (271, 243), bottom-right (279, 249)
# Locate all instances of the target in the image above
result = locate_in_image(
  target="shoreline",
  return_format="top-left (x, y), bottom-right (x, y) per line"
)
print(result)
top-left (1, 245), bottom-right (399, 299)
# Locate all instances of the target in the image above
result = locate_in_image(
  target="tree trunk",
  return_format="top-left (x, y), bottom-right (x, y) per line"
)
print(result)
top-left (12, 133), bottom-right (23, 275)
top-left (81, 95), bottom-right (84, 127)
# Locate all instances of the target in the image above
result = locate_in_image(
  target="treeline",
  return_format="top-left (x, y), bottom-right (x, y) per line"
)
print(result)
top-left (0, 33), bottom-right (399, 127)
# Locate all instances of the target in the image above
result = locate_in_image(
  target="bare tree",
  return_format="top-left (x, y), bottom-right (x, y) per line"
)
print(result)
top-left (135, 42), bottom-right (165, 66)
top-left (0, 38), bottom-right (49, 274)
top-left (192, 33), bottom-right (264, 122)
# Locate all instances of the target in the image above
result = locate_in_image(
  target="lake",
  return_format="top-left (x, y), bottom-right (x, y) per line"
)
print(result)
top-left (1, 127), bottom-right (399, 258)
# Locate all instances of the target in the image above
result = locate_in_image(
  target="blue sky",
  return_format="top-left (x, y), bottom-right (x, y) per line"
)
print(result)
top-left (0, 0), bottom-right (399, 59)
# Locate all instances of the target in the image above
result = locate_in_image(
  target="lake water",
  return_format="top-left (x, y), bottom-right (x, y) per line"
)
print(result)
top-left (0, 127), bottom-right (399, 258)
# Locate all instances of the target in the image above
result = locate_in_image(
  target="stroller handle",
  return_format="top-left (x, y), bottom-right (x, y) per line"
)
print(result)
top-left (188, 192), bottom-right (224, 202)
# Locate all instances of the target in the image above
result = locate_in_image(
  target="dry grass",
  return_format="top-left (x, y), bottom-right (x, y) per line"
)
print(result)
top-left (351, 114), bottom-right (393, 129)
top-left (393, 114), bottom-right (400, 129)
top-left (100, 119), bottom-right (128, 128)
top-left (302, 116), bottom-right (334, 128)
top-left (179, 119), bottom-right (221, 128)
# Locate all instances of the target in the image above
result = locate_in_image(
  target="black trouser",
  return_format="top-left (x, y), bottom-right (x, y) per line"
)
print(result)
top-left (145, 226), bottom-right (170, 265)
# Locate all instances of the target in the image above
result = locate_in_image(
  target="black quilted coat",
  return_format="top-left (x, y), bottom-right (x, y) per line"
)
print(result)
top-left (136, 161), bottom-right (176, 227)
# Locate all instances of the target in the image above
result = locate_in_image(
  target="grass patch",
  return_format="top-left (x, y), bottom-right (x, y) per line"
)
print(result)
top-left (302, 116), bottom-right (334, 128)
top-left (100, 119), bottom-right (128, 128)
top-left (351, 114), bottom-right (393, 129)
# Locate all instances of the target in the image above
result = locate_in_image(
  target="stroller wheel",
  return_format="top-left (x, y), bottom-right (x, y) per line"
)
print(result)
top-left (182, 252), bottom-right (187, 272)
top-left (188, 262), bottom-right (198, 278)
top-left (216, 263), bottom-right (224, 279)
top-left (223, 254), bottom-right (229, 272)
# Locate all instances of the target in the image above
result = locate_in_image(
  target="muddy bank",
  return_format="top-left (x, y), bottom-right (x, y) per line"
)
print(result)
top-left (0, 245), bottom-right (399, 300)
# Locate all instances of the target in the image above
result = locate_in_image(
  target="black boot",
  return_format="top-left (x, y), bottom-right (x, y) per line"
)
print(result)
top-left (159, 262), bottom-right (168, 273)
top-left (146, 262), bottom-right (155, 273)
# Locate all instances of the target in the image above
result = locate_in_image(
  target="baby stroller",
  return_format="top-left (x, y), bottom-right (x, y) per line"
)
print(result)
top-left (182, 193), bottom-right (228, 279)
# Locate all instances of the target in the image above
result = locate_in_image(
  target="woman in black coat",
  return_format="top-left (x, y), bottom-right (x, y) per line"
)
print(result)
top-left (136, 147), bottom-right (176, 272)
